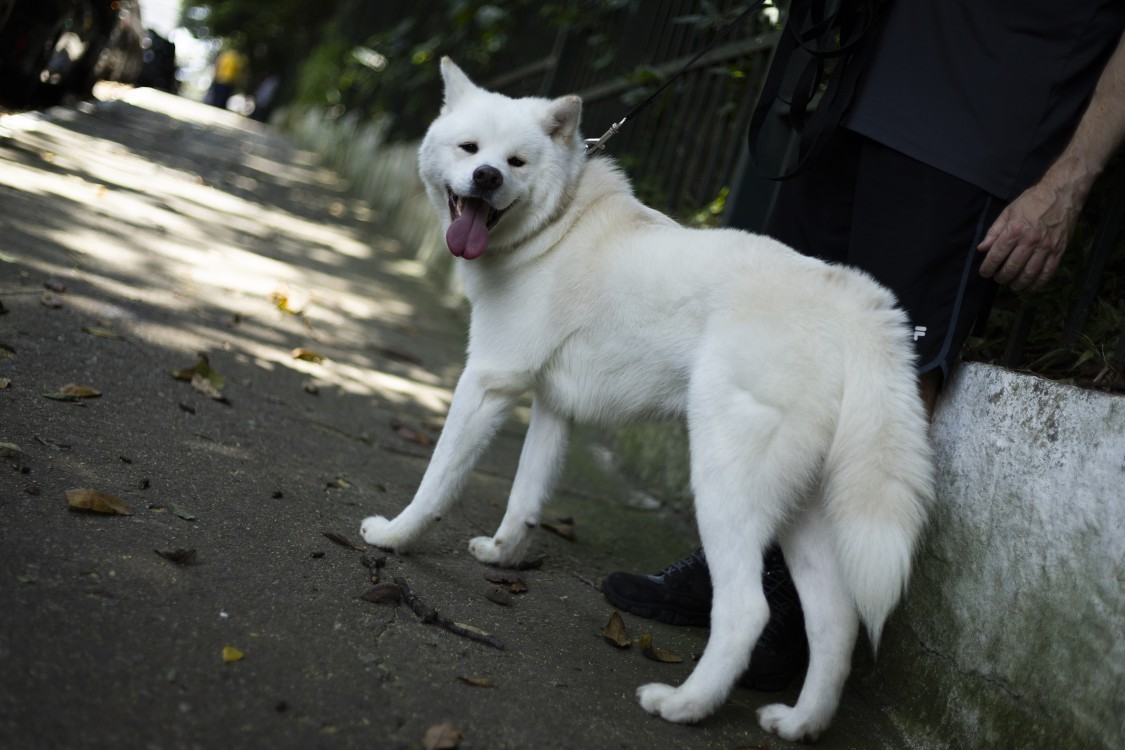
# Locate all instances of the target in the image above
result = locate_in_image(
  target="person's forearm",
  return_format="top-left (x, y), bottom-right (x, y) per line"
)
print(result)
top-left (978, 29), bottom-right (1125, 291)
top-left (1040, 29), bottom-right (1125, 202)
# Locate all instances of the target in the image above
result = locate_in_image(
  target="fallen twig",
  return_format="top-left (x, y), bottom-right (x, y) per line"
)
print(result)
top-left (394, 575), bottom-right (506, 651)
top-left (572, 571), bottom-right (601, 592)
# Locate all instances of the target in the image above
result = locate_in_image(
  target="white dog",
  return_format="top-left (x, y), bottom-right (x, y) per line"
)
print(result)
top-left (361, 58), bottom-right (934, 743)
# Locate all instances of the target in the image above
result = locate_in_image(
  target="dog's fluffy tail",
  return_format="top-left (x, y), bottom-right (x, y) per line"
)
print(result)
top-left (823, 316), bottom-right (935, 651)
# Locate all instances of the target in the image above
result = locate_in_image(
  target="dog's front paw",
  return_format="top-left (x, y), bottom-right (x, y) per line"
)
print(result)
top-left (757, 703), bottom-right (824, 743)
top-left (636, 683), bottom-right (706, 724)
top-left (469, 535), bottom-right (523, 567)
top-left (360, 515), bottom-right (404, 551)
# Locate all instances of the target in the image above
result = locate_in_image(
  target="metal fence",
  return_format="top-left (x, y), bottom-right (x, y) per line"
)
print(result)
top-left (481, 1), bottom-right (781, 220)
top-left (351, 0), bottom-right (1123, 385)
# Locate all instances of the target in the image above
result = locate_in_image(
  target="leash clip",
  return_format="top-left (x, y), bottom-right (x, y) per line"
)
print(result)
top-left (584, 117), bottom-right (627, 154)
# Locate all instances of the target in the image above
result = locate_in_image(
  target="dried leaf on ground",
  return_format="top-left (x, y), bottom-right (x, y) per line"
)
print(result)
top-left (270, 290), bottom-right (304, 315)
top-left (456, 676), bottom-right (496, 688)
top-left (358, 582), bottom-right (402, 604)
top-left (168, 502), bottom-right (196, 521)
top-left (484, 587), bottom-right (512, 606)
top-left (42, 383), bottom-right (102, 401)
top-left (190, 372), bottom-right (226, 401)
top-left (66, 488), bottom-right (134, 516)
top-left (391, 420), bottom-right (433, 446)
top-left (602, 611), bottom-right (632, 648)
top-left (155, 548), bottom-right (197, 565)
top-left (324, 531), bottom-right (363, 551)
top-left (0, 342), bottom-right (14, 359)
top-left (221, 646), bottom-right (244, 664)
top-left (60, 383), bottom-right (102, 398)
top-left (541, 517), bottom-right (576, 542)
top-left (42, 392), bottom-right (80, 402)
top-left (483, 571), bottom-right (528, 593)
top-left (639, 633), bottom-right (683, 663)
top-left (40, 292), bottom-right (62, 309)
top-left (82, 326), bottom-right (120, 340)
top-left (421, 722), bottom-right (462, 750)
top-left (0, 377), bottom-right (10, 389)
top-left (291, 347), bottom-right (325, 363)
top-left (43, 278), bottom-right (67, 293)
top-left (0, 441), bottom-right (26, 458)
top-left (172, 353), bottom-right (227, 401)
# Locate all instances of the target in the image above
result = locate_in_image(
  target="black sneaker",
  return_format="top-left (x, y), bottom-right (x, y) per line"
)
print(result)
top-left (602, 548), bottom-right (712, 627)
top-left (601, 547), bottom-right (808, 691)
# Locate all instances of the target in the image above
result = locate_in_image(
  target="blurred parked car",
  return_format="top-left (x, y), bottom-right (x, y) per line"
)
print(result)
top-left (0, 0), bottom-right (143, 107)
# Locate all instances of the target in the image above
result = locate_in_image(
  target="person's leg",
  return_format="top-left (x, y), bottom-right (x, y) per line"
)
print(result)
top-left (764, 129), bottom-right (861, 262)
top-left (845, 135), bottom-right (1002, 385)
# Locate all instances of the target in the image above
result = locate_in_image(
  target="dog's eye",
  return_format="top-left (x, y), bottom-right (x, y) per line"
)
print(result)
top-left (459, 142), bottom-right (478, 154)
top-left (508, 156), bottom-right (526, 168)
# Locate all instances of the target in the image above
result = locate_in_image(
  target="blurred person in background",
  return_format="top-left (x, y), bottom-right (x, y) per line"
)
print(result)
top-left (205, 44), bottom-right (245, 109)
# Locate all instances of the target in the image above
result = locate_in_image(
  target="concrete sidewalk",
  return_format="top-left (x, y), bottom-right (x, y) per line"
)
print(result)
top-left (0, 90), bottom-right (903, 750)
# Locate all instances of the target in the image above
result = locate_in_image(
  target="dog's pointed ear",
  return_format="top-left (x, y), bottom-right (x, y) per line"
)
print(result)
top-left (545, 95), bottom-right (582, 143)
top-left (440, 57), bottom-right (479, 109)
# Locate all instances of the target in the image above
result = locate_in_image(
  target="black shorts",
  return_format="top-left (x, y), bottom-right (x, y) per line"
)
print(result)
top-left (764, 129), bottom-right (1001, 375)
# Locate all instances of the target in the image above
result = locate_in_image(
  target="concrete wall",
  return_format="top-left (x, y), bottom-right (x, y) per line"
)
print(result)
top-left (283, 116), bottom-right (1125, 748)
top-left (869, 364), bottom-right (1125, 750)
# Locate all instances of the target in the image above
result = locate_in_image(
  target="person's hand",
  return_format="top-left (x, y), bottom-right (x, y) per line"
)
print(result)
top-left (976, 178), bottom-right (1082, 293)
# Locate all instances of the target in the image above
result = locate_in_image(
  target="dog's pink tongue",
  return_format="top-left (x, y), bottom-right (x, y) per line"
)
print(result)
top-left (446, 198), bottom-right (490, 260)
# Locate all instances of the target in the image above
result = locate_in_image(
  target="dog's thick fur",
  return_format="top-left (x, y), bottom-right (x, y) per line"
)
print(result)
top-left (360, 58), bottom-right (934, 742)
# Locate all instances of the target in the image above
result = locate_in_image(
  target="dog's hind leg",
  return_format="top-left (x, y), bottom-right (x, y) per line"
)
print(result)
top-left (758, 505), bottom-right (859, 742)
top-left (360, 368), bottom-right (523, 552)
top-left (470, 397), bottom-right (570, 566)
top-left (638, 381), bottom-right (818, 724)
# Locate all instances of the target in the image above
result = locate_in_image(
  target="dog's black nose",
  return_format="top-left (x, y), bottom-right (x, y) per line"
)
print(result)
top-left (473, 165), bottom-right (503, 191)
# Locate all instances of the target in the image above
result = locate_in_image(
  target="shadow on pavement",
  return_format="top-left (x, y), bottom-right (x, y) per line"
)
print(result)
top-left (0, 89), bottom-right (901, 750)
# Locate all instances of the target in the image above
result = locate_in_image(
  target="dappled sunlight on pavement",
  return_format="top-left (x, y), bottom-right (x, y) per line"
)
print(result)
top-left (0, 90), bottom-right (899, 750)
top-left (0, 88), bottom-right (458, 408)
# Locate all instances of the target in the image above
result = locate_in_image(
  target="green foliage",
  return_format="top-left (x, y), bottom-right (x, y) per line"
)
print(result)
top-left (289, 1), bottom-right (528, 136)
top-left (183, 0), bottom-right (348, 85)
top-left (962, 173), bottom-right (1125, 389)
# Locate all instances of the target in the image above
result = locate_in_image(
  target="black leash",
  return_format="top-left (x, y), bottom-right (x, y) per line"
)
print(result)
top-left (585, 0), bottom-right (770, 153)
top-left (747, 0), bottom-right (885, 179)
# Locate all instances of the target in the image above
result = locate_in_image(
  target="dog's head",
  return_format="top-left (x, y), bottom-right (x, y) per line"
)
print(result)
top-left (418, 58), bottom-right (585, 260)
